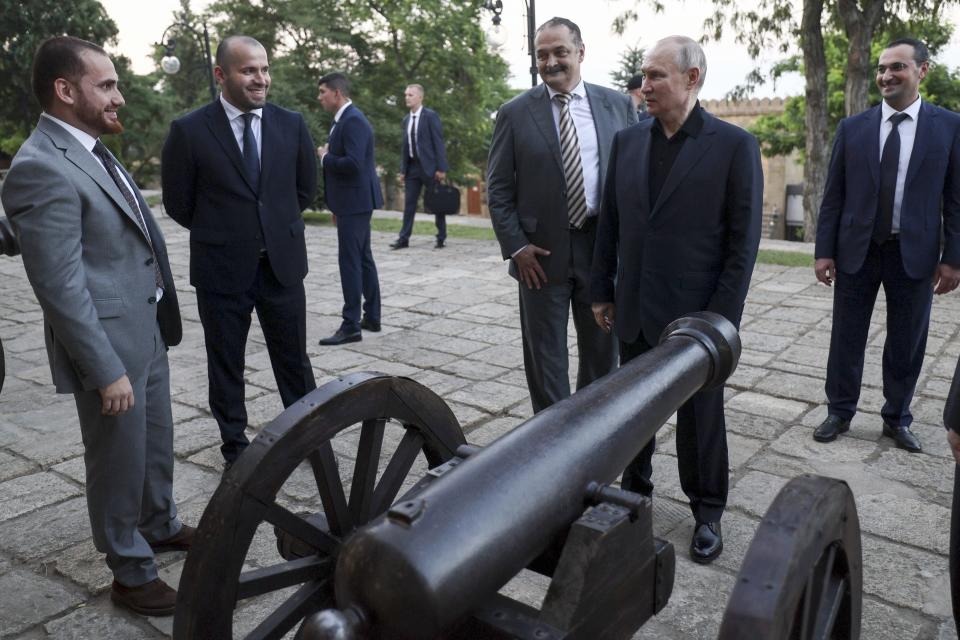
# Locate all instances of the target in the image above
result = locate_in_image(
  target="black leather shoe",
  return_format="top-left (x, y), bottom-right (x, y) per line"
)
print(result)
top-left (390, 240), bottom-right (409, 250)
top-left (690, 521), bottom-right (722, 564)
top-left (318, 329), bottom-right (362, 346)
top-left (360, 317), bottom-right (381, 332)
top-left (813, 415), bottom-right (850, 442)
top-left (434, 239), bottom-right (445, 249)
top-left (883, 423), bottom-right (922, 453)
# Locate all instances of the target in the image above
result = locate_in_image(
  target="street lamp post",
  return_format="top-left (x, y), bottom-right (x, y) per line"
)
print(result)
top-left (483, 0), bottom-right (539, 88)
top-left (156, 14), bottom-right (216, 102)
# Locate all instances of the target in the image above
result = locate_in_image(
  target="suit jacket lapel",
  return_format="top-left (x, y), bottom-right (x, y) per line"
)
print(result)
top-left (635, 123), bottom-right (653, 215)
top-left (258, 104), bottom-right (278, 190)
top-left (650, 116), bottom-right (714, 220)
top-left (865, 106), bottom-right (882, 188)
top-left (904, 101), bottom-right (934, 189)
top-left (205, 100), bottom-right (258, 194)
top-left (526, 85), bottom-right (563, 174)
top-left (585, 83), bottom-right (614, 185)
top-left (38, 118), bottom-right (146, 235)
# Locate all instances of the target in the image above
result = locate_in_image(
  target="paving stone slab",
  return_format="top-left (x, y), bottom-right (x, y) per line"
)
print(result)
top-left (646, 556), bottom-right (733, 639)
top-left (867, 448), bottom-right (954, 497)
top-left (771, 424), bottom-right (878, 463)
top-left (44, 600), bottom-right (162, 639)
top-left (0, 569), bottom-right (84, 636)
top-left (861, 597), bottom-right (927, 640)
top-left (0, 497), bottom-right (91, 561)
top-left (0, 472), bottom-right (82, 522)
top-left (856, 493), bottom-right (950, 555)
top-left (446, 379), bottom-right (531, 414)
top-left (727, 470), bottom-right (789, 518)
top-left (862, 534), bottom-right (951, 617)
top-left (753, 370), bottom-right (827, 405)
top-left (438, 358), bottom-right (510, 382)
top-left (0, 449), bottom-right (37, 482)
top-left (172, 417), bottom-right (222, 458)
top-left (463, 416), bottom-right (522, 447)
top-left (725, 391), bottom-right (809, 423)
top-left (725, 411), bottom-right (788, 440)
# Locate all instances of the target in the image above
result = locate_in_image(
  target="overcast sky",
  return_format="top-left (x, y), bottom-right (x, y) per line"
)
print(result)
top-left (103, 0), bottom-right (960, 100)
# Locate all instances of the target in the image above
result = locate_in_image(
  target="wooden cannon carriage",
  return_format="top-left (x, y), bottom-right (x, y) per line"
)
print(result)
top-left (173, 312), bottom-right (862, 640)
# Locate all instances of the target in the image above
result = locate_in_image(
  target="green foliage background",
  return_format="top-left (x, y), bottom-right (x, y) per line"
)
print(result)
top-left (1, 0), bottom-right (512, 205)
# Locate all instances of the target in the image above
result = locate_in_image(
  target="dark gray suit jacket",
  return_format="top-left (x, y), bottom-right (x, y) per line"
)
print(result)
top-left (487, 83), bottom-right (637, 284)
top-left (1, 117), bottom-right (181, 393)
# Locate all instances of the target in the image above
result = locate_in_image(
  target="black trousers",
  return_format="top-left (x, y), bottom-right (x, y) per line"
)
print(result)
top-left (825, 238), bottom-right (933, 427)
top-left (619, 333), bottom-right (728, 523)
top-left (196, 255), bottom-right (316, 462)
top-left (399, 159), bottom-right (446, 243)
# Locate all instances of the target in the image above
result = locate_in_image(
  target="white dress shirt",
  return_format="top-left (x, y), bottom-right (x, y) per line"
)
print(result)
top-left (879, 96), bottom-right (922, 233)
top-left (41, 113), bottom-right (163, 300)
top-left (546, 80), bottom-right (601, 216)
top-left (407, 106), bottom-right (422, 158)
top-left (220, 93), bottom-right (262, 159)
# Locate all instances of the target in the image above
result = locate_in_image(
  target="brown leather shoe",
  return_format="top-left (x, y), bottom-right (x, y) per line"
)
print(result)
top-left (149, 524), bottom-right (196, 553)
top-left (110, 578), bottom-right (177, 616)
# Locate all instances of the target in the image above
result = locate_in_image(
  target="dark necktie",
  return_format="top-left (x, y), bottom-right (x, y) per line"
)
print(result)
top-left (92, 141), bottom-right (164, 290)
top-left (242, 112), bottom-right (260, 191)
top-left (555, 93), bottom-right (588, 229)
top-left (411, 114), bottom-right (418, 159)
top-left (874, 112), bottom-right (909, 245)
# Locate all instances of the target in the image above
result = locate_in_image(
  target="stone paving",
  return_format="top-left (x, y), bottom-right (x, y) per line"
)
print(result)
top-left (1, 210), bottom-right (959, 639)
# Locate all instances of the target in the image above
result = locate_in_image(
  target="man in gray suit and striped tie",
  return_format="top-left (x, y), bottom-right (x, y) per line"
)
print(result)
top-left (487, 17), bottom-right (637, 413)
top-left (1, 36), bottom-right (192, 616)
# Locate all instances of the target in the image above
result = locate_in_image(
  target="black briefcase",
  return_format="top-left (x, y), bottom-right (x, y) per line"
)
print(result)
top-left (425, 182), bottom-right (461, 215)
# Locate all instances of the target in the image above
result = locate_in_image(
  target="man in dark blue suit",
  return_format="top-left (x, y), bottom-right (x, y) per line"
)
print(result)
top-left (591, 36), bottom-right (763, 564)
top-left (813, 38), bottom-right (960, 452)
top-left (316, 73), bottom-right (383, 345)
top-left (391, 83), bottom-right (449, 250)
top-left (162, 35), bottom-right (318, 469)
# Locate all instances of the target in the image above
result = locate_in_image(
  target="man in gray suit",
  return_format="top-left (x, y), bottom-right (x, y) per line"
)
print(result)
top-left (487, 17), bottom-right (637, 412)
top-left (1, 36), bottom-right (192, 616)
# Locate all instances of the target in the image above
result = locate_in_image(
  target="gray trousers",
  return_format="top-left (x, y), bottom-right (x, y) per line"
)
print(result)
top-left (517, 223), bottom-right (617, 413)
top-left (73, 324), bottom-right (181, 587)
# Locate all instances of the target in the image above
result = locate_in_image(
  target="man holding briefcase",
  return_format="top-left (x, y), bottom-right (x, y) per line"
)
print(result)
top-left (391, 83), bottom-right (450, 249)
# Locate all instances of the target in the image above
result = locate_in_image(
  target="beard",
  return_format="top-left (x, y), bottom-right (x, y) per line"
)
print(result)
top-left (75, 91), bottom-right (123, 135)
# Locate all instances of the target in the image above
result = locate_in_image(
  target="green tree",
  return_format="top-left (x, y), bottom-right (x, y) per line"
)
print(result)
top-left (610, 44), bottom-right (645, 91)
top-left (207, 0), bottom-right (512, 209)
top-left (750, 18), bottom-right (960, 156)
top-left (0, 0), bottom-right (119, 155)
top-left (619, 0), bottom-right (960, 240)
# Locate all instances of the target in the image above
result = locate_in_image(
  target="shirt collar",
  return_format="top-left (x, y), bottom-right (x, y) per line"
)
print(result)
top-left (334, 100), bottom-right (353, 123)
top-left (41, 113), bottom-right (97, 152)
top-left (409, 106), bottom-right (423, 117)
top-left (652, 100), bottom-right (705, 139)
top-left (219, 94), bottom-right (263, 121)
top-left (546, 79), bottom-right (587, 101)
top-left (881, 95), bottom-right (922, 123)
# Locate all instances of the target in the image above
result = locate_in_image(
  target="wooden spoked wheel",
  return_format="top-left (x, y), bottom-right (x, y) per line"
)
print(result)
top-left (173, 372), bottom-right (466, 639)
top-left (718, 474), bottom-right (862, 640)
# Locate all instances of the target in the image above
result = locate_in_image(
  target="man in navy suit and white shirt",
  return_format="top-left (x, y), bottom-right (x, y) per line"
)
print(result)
top-left (162, 36), bottom-right (318, 469)
top-left (391, 84), bottom-right (449, 250)
top-left (813, 38), bottom-right (960, 452)
top-left (591, 35), bottom-right (763, 564)
top-left (316, 73), bottom-right (383, 345)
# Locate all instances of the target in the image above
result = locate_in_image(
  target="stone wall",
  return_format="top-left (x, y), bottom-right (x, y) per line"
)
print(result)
top-left (701, 98), bottom-right (803, 240)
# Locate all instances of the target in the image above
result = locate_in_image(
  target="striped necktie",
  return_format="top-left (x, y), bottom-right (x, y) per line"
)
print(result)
top-left (554, 93), bottom-right (588, 229)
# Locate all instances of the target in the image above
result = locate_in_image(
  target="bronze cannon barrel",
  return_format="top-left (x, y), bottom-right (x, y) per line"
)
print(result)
top-left (321, 312), bottom-right (740, 639)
